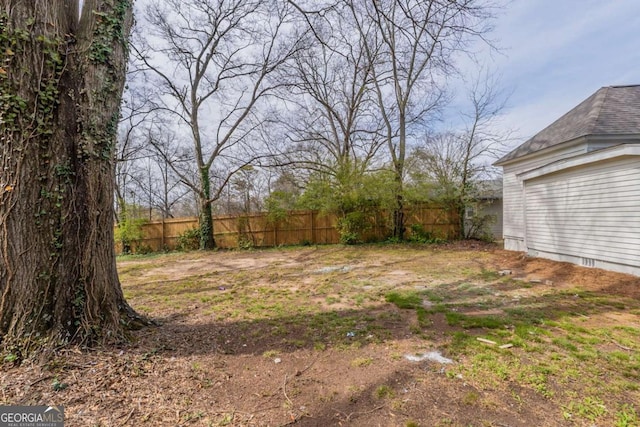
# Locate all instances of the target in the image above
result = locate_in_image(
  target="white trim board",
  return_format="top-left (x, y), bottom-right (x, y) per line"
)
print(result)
top-left (518, 144), bottom-right (640, 181)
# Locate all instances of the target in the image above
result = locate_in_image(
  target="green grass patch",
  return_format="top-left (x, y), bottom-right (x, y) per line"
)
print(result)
top-left (615, 404), bottom-right (638, 427)
top-left (446, 331), bottom-right (476, 355)
top-left (374, 385), bottom-right (395, 399)
top-left (416, 307), bottom-right (430, 327)
top-left (477, 268), bottom-right (500, 281)
top-left (422, 289), bottom-right (445, 303)
top-left (551, 337), bottom-right (579, 352)
top-left (563, 397), bottom-right (607, 422)
top-left (351, 357), bottom-right (373, 367)
top-left (445, 312), bottom-right (505, 329)
top-left (385, 291), bottom-right (423, 309)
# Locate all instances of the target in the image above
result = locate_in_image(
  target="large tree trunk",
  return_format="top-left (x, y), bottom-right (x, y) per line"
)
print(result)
top-left (198, 168), bottom-right (216, 249)
top-left (391, 113), bottom-right (406, 241)
top-left (0, 0), bottom-right (145, 358)
top-left (392, 182), bottom-right (405, 241)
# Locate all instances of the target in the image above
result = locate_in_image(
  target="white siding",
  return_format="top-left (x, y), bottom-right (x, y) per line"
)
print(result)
top-left (502, 145), bottom-right (587, 251)
top-left (524, 157), bottom-right (640, 275)
top-left (479, 200), bottom-right (503, 240)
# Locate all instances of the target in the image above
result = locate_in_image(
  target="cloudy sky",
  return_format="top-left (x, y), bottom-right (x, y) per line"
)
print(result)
top-left (116, 0), bottom-right (639, 154)
top-left (471, 0), bottom-right (640, 150)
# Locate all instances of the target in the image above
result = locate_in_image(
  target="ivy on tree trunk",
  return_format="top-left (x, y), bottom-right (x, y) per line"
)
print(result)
top-left (198, 167), bottom-right (215, 250)
top-left (0, 0), bottom-right (145, 359)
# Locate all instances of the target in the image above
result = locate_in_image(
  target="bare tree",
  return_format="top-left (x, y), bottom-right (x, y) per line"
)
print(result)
top-left (258, 2), bottom-right (395, 244)
top-left (0, 0), bottom-right (145, 356)
top-left (146, 152), bottom-right (192, 219)
top-left (132, 0), bottom-right (304, 249)
top-left (409, 71), bottom-right (511, 237)
top-left (115, 86), bottom-right (152, 223)
top-left (279, 5), bottom-right (384, 183)
top-left (124, 129), bottom-right (193, 220)
top-left (222, 165), bottom-right (263, 214)
top-left (347, 0), bottom-right (496, 239)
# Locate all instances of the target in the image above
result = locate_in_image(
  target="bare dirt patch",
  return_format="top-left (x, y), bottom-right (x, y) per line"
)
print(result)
top-left (2, 243), bottom-right (639, 426)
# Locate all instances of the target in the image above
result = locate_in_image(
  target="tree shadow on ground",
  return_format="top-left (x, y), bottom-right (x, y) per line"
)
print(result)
top-left (135, 305), bottom-right (411, 358)
top-left (295, 366), bottom-right (550, 427)
top-left (131, 275), bottom-right (640, 360)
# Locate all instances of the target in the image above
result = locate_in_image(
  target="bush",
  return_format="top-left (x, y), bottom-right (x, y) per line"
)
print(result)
top-left (237, 216), bottom-right (255, 249)
top-left (465, 212), bottom-right (496, 242)
top-left (238, 237), bottom-right (254, 250)
top-left (408, 223), bottom-right (445, 244)
top-left (115, 217), bottom-right (147, 254)
top-left (176, 227), bottom-right (201, 251)
top-left (136, 243), bottom-right (154, 255)
top-left (264, 190), bottom-right (296, 224)
top-left (337, 211), bottom-right (368, 245)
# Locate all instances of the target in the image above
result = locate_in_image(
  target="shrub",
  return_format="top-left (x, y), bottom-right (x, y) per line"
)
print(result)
top-left (136, 244), bottom-right (154, 255)
top-left (337, 211), bottom-right (368, 245)
top-left (408, 223), bottom-right (445, 244)
top-left (237, 216), bottom-right (255, 249)
top-left (238, 237), bottom-right (254, 250)
top-left (176, 227), bottom-right (201, 251)
top-left (115, 217), bottom-right (147, 254)
top-left (465, 211), bottom-right (496, 242)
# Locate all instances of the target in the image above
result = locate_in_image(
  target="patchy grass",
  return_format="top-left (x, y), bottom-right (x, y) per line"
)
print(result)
top-left (385, 291), bottom-right (423, 309)
top-left (374, 384), bottom-right (395, 399)
top-left (2, 244), bottom-right (639, 426)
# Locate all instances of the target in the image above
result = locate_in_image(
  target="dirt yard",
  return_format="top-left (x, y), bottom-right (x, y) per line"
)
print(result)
top-left (2, 242), bottom-right (639, 426)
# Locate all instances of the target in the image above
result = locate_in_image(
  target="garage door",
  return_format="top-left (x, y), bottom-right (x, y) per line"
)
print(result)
top-left (524, 157), bottom-right (640, 272)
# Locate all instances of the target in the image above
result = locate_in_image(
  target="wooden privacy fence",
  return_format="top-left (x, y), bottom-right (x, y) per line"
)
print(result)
top-left (117, 206), bottom-right (459, 253)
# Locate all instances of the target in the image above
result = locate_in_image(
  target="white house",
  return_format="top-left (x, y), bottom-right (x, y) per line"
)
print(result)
top-left (495, 85), bottom-right (640, 276)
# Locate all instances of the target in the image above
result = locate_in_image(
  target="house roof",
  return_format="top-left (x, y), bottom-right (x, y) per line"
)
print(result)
top-left (496, 84), bottom-right (640, 165)
top-left (476, 179), bottom-right (502, 199)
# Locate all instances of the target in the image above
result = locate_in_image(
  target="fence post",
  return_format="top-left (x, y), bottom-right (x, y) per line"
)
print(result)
top-left (161, 217), bottom-right (165, 249)
top-left (274, 221), bottom-right (278, 247)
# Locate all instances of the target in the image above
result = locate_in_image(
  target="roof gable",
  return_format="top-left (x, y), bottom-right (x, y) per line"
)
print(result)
top-left (496, 85), bottom-right (640, 164)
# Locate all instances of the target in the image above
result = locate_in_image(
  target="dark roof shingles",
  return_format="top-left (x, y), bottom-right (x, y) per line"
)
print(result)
top-left (497, 85), bottom-right (640, 164)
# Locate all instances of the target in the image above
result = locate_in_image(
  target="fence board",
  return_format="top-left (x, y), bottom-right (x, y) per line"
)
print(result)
top-left (118, 206), bottom-right (459, 254)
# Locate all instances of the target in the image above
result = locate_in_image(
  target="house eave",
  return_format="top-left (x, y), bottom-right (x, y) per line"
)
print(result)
top-left (493, 134), bottom-right (640, 167)
top-left (493, 136), bottom-right (587, 167)
top-left (517, 143), bottom-right (640, 181)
